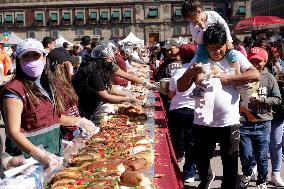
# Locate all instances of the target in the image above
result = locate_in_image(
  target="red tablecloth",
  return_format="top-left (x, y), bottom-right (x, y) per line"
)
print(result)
top-left (153, 91), bottom-right (184, 189)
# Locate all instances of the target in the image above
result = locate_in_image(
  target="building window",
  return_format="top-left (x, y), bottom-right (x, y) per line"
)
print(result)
top-left (124, 26), bottom-right (131, 36)
top-left (174, 25), bottom-right (182, 35)
top-left (35, 13), bottom-right (43, 22)
top-left (100, 11), bottom-right (108, 20)
top-left (124, 10), bottom-right (131, 19)
top-left (90, 11), bottom-right (97, 21)
top-left (148, 8), bottom-right (158, 19)
top-left (63, 12), bottom-right (71, 21)
top-left (51, 30), bottom-right (59, 39)
top-left (93, 28), bottom-right (102, 36)
top-left (239, 6), bottom-right (246, 15)
top-left (76, 11), bottom-right (84, 21)
top-left (27, 31), bottom-right (35, 39)
top-left (175, 8), bottom-right (182, 17)
top-left (5, 15), bottom-right (13, 23)
top-left (112, 11), bottom-right (119, 20)
top-left (112, 27), bottom-right (120, 37)
top-left (50, 13), bottom-right (58, 22)
top-left (16, 14), bottom-right (24, 23)
top-left (76, 29), bottom-right (84, 36)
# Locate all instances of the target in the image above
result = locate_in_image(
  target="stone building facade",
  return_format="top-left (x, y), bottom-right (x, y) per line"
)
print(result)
top-left (0, 0), bottom-right (247, 45)
top-left (251, 0), bottom-right (284, 18)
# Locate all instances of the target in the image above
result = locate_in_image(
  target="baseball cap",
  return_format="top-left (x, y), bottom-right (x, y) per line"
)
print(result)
top-left (178, 44), bottom-right (196, 60)
top-left (47, 47), bottom-right (79, 65)
top-left (164, 39), bottom-right (181, 49)
top-left (247, 47), bottom-right (268, 62)
top-left (16, 38), bottom-right (44, 58)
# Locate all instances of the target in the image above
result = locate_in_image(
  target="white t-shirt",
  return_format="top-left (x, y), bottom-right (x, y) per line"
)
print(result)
top-left (188, 51), bottom-right (253, 127)
top-left (189, 11), bottom-right (233, 44)
top-left (169, 63), bottom-right (195, 111)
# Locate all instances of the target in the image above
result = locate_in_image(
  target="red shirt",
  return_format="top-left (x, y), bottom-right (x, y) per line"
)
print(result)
top-left (112, 54), bottom-right (128, 87)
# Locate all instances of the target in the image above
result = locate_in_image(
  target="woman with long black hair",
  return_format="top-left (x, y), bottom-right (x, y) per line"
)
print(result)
top-left (73, 44), bottom-right (155, 120)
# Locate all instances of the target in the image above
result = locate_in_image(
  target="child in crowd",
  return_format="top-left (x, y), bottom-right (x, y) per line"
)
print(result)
top-left (239, 47), bottom-right (282, 189)
top-left (181, 0), bottom-right (241, 97)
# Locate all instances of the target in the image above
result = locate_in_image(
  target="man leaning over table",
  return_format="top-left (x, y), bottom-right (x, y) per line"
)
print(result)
top-left (177, 24), bottom-right (260, 189)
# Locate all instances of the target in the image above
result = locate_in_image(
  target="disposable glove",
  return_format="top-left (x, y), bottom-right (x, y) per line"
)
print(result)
top-left (1, 152), bottom-right (25, 170)
top-left (29, 147), bottom-right (62, 169)
top-left (77, 117), bottom-right (100, 137)
top-left (143, 81), bottom-right (157, 90)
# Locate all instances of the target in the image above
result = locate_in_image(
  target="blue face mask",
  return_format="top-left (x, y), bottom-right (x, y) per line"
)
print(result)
top-left (20, 59), bottom-right (45, 78)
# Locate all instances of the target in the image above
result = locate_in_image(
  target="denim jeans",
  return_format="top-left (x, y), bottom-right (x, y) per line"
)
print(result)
top-left (240, 121), bottom-right (271, 184)
top-left (270, 119), bottom-right (284, 172)
top-left (168, 107), bottom-right (196, 179)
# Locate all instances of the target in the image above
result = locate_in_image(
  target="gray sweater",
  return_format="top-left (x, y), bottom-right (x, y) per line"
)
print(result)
top-left (240, 68), bottom-right (282, 122)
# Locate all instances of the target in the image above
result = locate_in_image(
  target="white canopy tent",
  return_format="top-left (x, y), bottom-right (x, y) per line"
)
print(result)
top-left (55, 34), bottom-right (74, 47)
top-left (120, 32), bottom-right (144, 48)
top-left (0, 32), bottom-right (23, 45)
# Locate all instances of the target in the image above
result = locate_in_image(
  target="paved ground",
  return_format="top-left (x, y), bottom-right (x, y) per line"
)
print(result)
top-left (179, 146), bottom-right (284, 189)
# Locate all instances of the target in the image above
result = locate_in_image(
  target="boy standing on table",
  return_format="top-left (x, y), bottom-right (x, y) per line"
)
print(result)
top-left (181, 0), bottom-right (241, 97)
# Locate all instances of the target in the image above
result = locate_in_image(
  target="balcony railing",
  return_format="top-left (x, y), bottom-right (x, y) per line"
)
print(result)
top-left (111, 18), bottom-right (120, 23)
top-left (4, 22), bottom-right (14, 27)
top-left (49, 21), bottom-right (58, 26)
top-left (75, 20), bottom-right (84, 25)
top-left (61, 20), bottom-right (71, 25)
top-left (15, 22), bottom-right (24, 27)
top-left (34, 21), bottom-right (44, 26)
top-left (99, 19), bottom-right (109, 24)
top-left (123, 18), bottom-right (132, 23)
top-left (89, 19), bottom-right (97, 24)
top-left (143, 18), bottom-right (163, 23)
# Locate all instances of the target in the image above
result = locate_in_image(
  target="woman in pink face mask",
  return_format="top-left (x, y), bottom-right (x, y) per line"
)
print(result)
top-left (0, 38), bottom-right (63, 174)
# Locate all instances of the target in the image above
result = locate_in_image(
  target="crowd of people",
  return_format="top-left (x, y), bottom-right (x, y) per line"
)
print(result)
top-left (0, 0), bottom-right (284, 189)
top-left (148, 1), bottom-right (284, 189)
top-left (0, 33), bottom-right (155, 177)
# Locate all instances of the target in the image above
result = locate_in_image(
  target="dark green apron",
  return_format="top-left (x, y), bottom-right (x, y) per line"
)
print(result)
top-left (5, 126), bottom-right (63, 158)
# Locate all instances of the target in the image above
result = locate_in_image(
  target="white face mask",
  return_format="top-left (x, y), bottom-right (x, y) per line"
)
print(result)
top-left (20, 59), bottom-right (45, 78)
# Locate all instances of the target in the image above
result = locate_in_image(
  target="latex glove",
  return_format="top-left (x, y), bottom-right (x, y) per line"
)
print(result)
top-left (143, 81), bottom-right (156, 90)
top-left (153, 82), bottom-right (160, 91)
top-left (77, 117), bottom-right (100, 136)
top-left (126, 96), bottom-right (141, 104)
top-left (1, 152), bottom-right (26, 171)
top-left (29, 147), bottom-right (62, 169)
